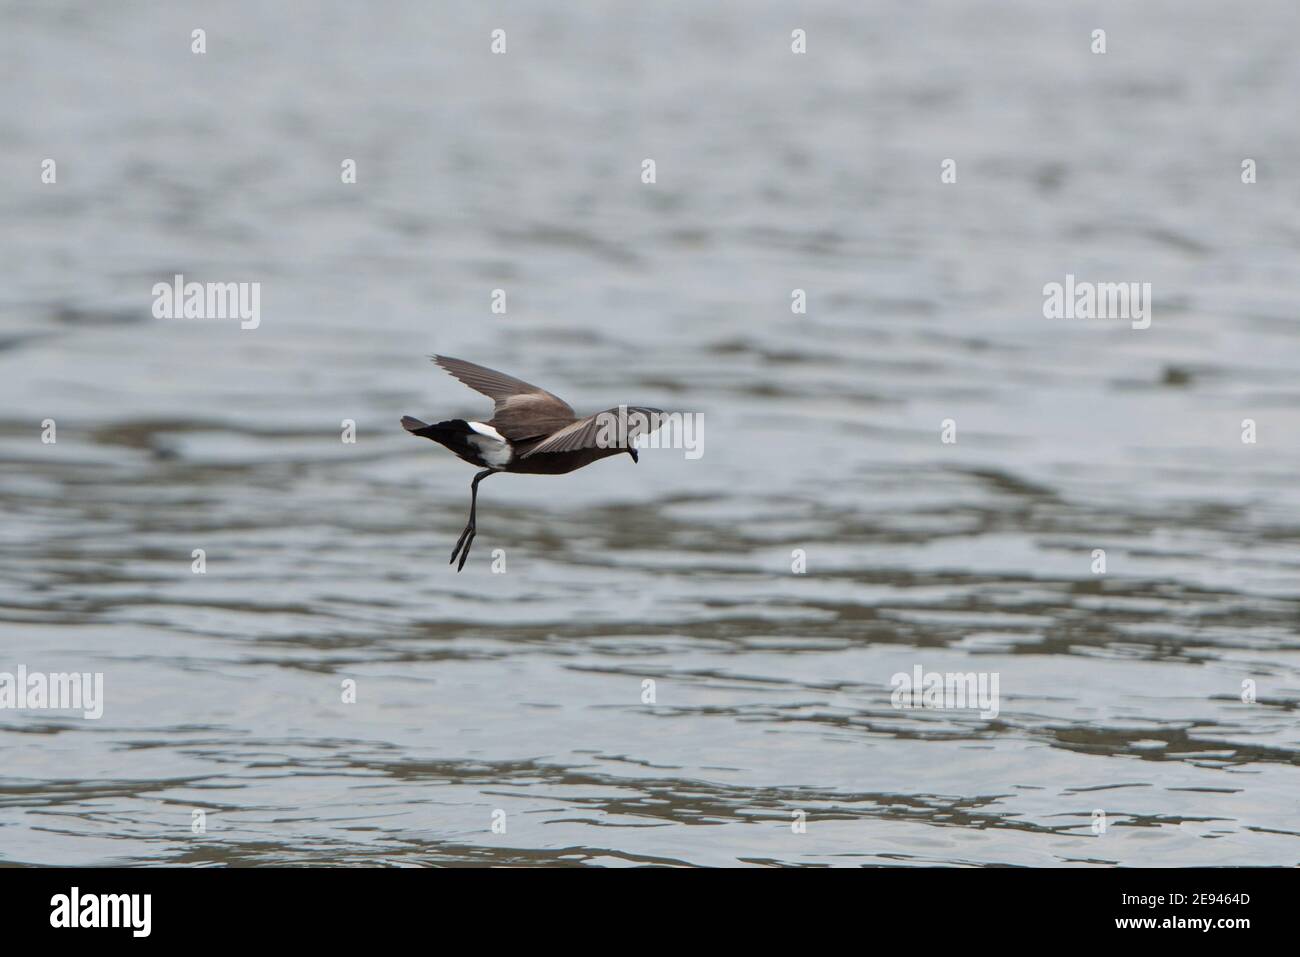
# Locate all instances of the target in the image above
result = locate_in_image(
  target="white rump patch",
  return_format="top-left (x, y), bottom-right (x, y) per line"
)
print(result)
top-left (467, 421), bottom-right (507, 443)
top-left (466, 421), bottom-right (512, 466)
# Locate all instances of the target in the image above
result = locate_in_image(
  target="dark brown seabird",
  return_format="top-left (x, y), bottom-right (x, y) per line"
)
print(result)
top-left (402, 356), bottom-right (662, 570)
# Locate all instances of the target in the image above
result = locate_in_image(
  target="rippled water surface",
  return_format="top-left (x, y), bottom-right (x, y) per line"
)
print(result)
top-left (2, 0), bottom-right (1299, 866)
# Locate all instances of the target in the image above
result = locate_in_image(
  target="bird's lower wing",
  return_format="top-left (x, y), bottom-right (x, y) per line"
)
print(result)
top-left (521, 406), bottom-right (665, 457)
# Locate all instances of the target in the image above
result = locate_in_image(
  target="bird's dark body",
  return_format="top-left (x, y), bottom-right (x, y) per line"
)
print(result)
top-left (407, 418), bottom-right (625, 475)
top-left (402, 356), bottom-right (663, 570)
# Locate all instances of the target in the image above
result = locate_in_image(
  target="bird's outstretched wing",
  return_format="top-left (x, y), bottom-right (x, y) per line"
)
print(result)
top-left (431, 355), bottom-right (575, 440)
top-left (522, 406), bottom-right (665, 457)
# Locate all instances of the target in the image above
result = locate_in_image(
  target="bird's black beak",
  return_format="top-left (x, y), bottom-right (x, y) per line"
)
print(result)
top-left (629, 448), bottom-right (639, 464)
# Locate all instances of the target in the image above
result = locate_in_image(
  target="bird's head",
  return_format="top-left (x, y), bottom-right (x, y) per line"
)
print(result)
top-left (628, 447), bottom-right (639, 464)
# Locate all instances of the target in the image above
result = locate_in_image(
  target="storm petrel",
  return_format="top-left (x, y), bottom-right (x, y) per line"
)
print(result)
top-left (402, 356), bottom-right (662, 570)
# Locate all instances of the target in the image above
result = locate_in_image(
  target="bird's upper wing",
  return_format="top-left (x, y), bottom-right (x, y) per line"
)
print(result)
top-left (431, 355), bottom-right (576, 440)
top-left (521, 406), bottom-right (665, 457)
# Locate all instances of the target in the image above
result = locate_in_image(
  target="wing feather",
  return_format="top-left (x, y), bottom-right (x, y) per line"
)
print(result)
top-left (522, 406), bottom-right (664, 457)
top-left (431, 356), bottom-right (576, 440)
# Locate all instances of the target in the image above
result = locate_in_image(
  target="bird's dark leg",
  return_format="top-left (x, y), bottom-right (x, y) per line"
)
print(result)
top-left (450, 468), bottom-right (495, 571)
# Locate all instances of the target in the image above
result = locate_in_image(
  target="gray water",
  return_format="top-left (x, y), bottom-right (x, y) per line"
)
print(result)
top-left (2, 0), bottom-right (1299, 866)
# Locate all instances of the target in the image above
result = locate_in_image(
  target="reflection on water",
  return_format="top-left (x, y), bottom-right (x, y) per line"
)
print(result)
top-left (2, 0), bottom-right (1299, 866)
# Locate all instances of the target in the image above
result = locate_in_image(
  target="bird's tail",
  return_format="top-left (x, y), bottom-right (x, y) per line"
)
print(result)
top-left (401, 415), bottom-right (476, 444)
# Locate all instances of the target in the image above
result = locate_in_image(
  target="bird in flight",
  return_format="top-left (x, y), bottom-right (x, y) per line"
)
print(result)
top-left (402, 356), bottom-right (663, 570)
